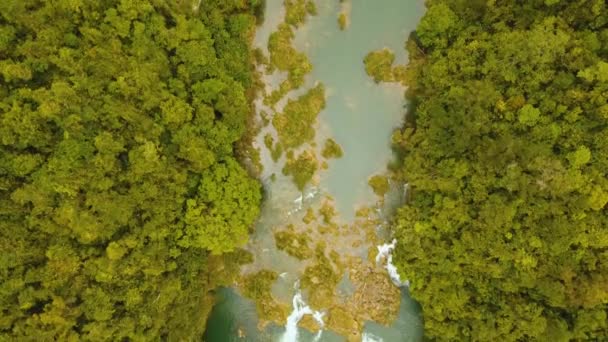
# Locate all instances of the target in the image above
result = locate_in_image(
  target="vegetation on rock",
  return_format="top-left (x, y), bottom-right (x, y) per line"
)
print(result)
top-left (263, 0), bottom-right (317, 112)
top-left (282, 150), bottom-right (319, 190)
top-left (338, 13), bottom-right (348, 31)
top-left (319, 200), bottom-right (337, 224)
top-left (263, 133), bottom-right (275, 150)
top-left (364, 48), bottom-right (396, 83)
top-left (301, 245), bottom-right (343, 309)
top-left (274, 224), bottom-right (314, 259)
top-left (303, 207), bottom-right (317, 224)
top-left (273, 83), bottom-right (326, 150)
top-left (368, 175), bottom-right (390, 197)
top-left (321, 138), bottom-right (344, 159)
top-left (241, 270), bottom-right (287, 326)
top-left (285, 0), bottom-right (317, 28)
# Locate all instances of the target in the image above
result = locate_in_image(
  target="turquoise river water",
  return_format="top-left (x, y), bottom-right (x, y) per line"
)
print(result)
top-left (205, 1), bottom-right (425, 341)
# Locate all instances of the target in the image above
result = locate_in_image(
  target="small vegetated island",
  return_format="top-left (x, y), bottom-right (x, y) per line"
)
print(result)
top-left (0, 0), bottom-right (263, 340)
top-left (386, 1), bottom-right (608, 341)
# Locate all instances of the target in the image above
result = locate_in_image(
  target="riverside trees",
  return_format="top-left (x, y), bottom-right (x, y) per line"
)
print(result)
top-left (391, 0), bottom-right (608, 340)
top-left (0, 0), bottom-right (262, 339)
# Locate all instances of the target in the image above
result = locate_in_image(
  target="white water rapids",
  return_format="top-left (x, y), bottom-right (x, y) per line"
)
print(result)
top-left (280, 282), bottom-right (325, 342)
top-left (375, 239), bottom-right (410, 288)
top-left (361, 332), bottom-right (384, 342)
top-left (278, 239), bottom-right (409, 342)
top-left (288, 187), bottom-right (319, 216)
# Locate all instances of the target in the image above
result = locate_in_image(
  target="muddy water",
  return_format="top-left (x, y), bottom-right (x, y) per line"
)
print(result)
top-left (204, 1), bottom-right (425, 341)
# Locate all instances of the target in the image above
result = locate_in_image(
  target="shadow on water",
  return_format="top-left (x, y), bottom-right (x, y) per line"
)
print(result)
top-left (203, 288), bottom-right (262, 342)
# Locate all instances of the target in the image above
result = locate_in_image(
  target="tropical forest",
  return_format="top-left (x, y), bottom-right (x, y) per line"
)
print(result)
top-left (0, 0), bottom-right (606, 342)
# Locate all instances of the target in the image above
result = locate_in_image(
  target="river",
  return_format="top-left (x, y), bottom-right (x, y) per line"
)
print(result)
top-left (204, 1), bottom-right (425, 341)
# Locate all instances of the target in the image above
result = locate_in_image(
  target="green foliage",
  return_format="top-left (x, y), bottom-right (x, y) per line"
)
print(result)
top-left (241, 270), bottom-right (286, 323)
top-left (321, 138), bottom-right (344, 159)
top-left (181, 159), bottom-right (261, 254)
top-left (271, 143), bottom-right (284, 162)
top-left (260, 110), bottom-right (271, 126)
top-left (264, 133), bottom-right (274, 150)
top-left (284, 0), bottom-right (317, 28)
top-left (274, 224), bottom-right (313, 259)
top-left (368, 175), bottom-right (390, 197)
top-left (282, 150), bottom-right (319, 191)
top-left (392, 1), bottom-right (608, 340)
top-left (268, 23), bottom-right (312, 89)
top-left (301, 244), bottom-right (342, 309)
top-left (241, 270), bottom-right (278, 302)
top-left (264, 79), bottom-right (295, 108)
top-left (338, 13), bottom-right (348, 31)
top-left (303, 207), bottom-right (317, 224)
top-left (264, 0), bottom-right (317, 95)
top-left (0, 0), bottom-right (261, 340)
top-left (272, 83), bottom-right (326, 149)
top-left (364, 48), bottom-right (396, 83)
top-left (264, 133), bottom-right (283, 162)
top-left (518, 104), bottom-right (541, 126)
top-left (319, 200), bottom-right (337, 224)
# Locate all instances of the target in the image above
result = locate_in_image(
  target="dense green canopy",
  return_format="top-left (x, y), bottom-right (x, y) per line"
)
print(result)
top-left (392, 0), bottom-right (608, 340)
top-left (0, 0), bottom-right (262, 340)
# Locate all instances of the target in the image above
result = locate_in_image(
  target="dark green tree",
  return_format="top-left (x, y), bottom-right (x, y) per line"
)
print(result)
top-left (392, 0), bottom-right (608, 340)
top-left (0, 0), bottom-right (262, 340)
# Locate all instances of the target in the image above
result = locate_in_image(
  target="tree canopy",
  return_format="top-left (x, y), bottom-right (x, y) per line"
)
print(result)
top-left (0, 0), bottom-right (262, 339)
top-left (392, 0), bottom-right (608, 340)
top-left (364, 48), bottom-right (396, 83)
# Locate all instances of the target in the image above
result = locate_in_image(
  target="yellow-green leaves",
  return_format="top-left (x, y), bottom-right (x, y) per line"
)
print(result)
top-left (568, 146), bottom-right (591, 168)
top-left (284, 0), bottom-right (316, 27)
top-left (0, 25), bottom-right (16, 52)
top-left (588, 188), bottom-right (608, 211)
top-left (8, 153), bottom-right (44, 177)
top-left (392, 0), bottom-right (608, 340)
top-left (161, 96), bottom-right (193, 127)
top-left (106, 241), bottom-right (128, 260)
top-left (268, 23), bottom-right (312, 88)
top-left (94, 132), bottom-right (124, 154)
top-left (368, 174), bottom-right (389, 197)
top-left (578, 61), bottom-right (608, 82)
top-left (518, 104), bottom-right (541, 126)
top-left (0, 61), bottom-right (32, 82)
top-left (321, 138), bottom-right (343, 159)
top-left (182, 159), bottom-right (261, 254)
top-left (129, 141), bottom-right (161, 176)
top-left (363, 48), bottom-right (396, 83)
top-left (282, 150), bottom-right (318, 191)
top-left (415, 3), bottom-right (459, 49)
top-left (0, 0), bottom-right (261, 339)
top-left (272, 83), bottom-right (326, 149)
